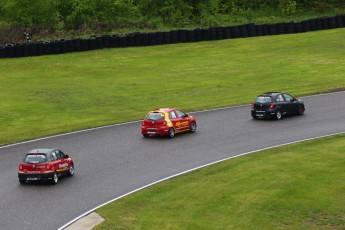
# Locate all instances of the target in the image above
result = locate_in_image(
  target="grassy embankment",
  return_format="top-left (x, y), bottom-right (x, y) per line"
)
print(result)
top-left (0, 28), bottom-right (344, 146)
top-left (95, 134), bottom-right (345, 229)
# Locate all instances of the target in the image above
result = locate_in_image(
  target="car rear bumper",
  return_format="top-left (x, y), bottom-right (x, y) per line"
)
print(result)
top-left (18, 172), bottom-right (54, 182)
top-left (141, 126), bottom-right (170, 136)
top-left (251, 109), bottom-right (276, 118)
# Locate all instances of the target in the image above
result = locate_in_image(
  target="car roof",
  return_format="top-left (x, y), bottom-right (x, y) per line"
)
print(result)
top-left (151, 108), bottom-right (176, 113)
top-left (260, 92), bottom-right (285, 97)
top-left (27, 149), bottom-right (55, 154)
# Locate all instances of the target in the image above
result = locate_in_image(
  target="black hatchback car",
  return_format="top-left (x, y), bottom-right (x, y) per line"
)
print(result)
top-left (251, 92), bottom-right (305, 120)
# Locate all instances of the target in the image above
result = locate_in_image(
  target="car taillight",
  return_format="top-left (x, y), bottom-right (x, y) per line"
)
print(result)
top-left (251, 103), bottom-right (254, 109)
top-left (19, 165), bottom-right (22, 170)
top-left (270, 103), bottom-right (275, 109)
top-left (46, 164), bottom-right (51, 170)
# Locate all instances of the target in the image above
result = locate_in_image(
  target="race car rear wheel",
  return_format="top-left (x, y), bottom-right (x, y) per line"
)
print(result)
top-left (51, 172), bottom-right (58, 185)
top-left (142, 134), bottom-right (149, 138)
top-left (190, 122), bottom-right (196, 133)
top-left (68, 164), bottom-right (74, 176)
top-left (168, 128), bottom-right (175, 138)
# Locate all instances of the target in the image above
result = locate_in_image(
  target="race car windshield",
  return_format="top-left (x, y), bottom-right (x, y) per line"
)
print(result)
top-left (146, 113), bottom-right (165, 121)
top-left (24, 154), bottom-right (47, 164)
top-left (256, 96), bottom-right (272, 103)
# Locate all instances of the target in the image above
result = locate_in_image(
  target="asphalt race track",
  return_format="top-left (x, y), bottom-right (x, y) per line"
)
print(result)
top-left (0, 92), bottom-right (344, 230)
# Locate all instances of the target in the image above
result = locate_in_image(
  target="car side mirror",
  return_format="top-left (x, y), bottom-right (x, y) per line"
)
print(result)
top-left (290, 98), bottom-right (294, 102)
top-left (65, 154), bottom-right (69, 158)
top-left (184, 114), bottom-right (189, 117)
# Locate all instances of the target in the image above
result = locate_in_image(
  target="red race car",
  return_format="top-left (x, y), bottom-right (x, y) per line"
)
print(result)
top-left (141, 108), bottom-right (197, 138)
top-left (18, 149), bottom-right (74, 185)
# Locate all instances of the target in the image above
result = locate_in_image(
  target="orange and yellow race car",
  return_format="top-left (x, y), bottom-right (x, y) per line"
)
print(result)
top-left (141, 108), bottom-right (197, 138)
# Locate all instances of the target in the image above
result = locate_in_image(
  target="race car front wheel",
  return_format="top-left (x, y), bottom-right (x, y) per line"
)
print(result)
top-left (190, 122), bottom-right (196, 133)
top-left (68, 164), bottom-right (74, 176)
top-left (19, 179), bottom-right (26, 184)
top-left (51, 172), bottom-right (58, 185)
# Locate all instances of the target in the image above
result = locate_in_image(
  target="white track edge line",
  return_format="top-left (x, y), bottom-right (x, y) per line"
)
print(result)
top-left (58, 131), bottom-right (345, 230)
top-left (2, 90), bottom-right (345, 150)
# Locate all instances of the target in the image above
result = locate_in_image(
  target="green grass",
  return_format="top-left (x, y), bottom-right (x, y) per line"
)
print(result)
top-left (0, 28), bottom-right (345, 146)
top-left (95, 134), bottom-right (345, 230)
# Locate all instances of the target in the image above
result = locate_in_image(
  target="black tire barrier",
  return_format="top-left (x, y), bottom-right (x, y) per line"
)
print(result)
top-left (163, 32), bottom-right (171, 44)
top-left (247, 24), bottom-right (256, 37)
top-left (43, 41), bottom-right (51, 55)
top-left (73, 39), bottom-right (82, 51)
top-left (2, 15), bottom-right (344, 58)
top-left (50, 40), bottom-right (60, 54)
top-left (147, 33), bottom-right (156, 46)
top-left (301, 20), bottom-right (310, 32)
top-left (201, 28), bottom-right (211, 41)
top-left (276, 23), bottom-right (285, 34)
top-left (21, 43), bottom-right (29, 57)
top-left (134, 33), bottom-right (143, 46)
top-left (59, 39), bottom-right (67, 53)
top-left (321, 17), bottom-right (330, 30)
top-left (5, 44), bottom-right (14, 58)
top-left (141, 33), bottom-right (149, 46)
top-left (230, 26), bottom-right (241, 38)
top-left (170, 30), bottom-right (179, 43)
top-left (80, 38), bottom-right (89, 51)
top-left (65, 39), bottom-right (74, 53)
top-left (239, 25), bottom-right (249, 38)
top-left (156, 32), bottom-right (165, 45)
top-left (285, 22), bottom-right (295, 33)
top-left (336, 15), bottom-right (344, 28)
top-left (0, 45), bottom-right (5, 58)
top-left (119, 36), bottom-right (127, 48)
top-left (186, 30), bottom-right (196, 42)
top-left (294, 22), bottom-right (303, 33)
top-left (36, 42), bottom-right (44, 56)
top-left (109, 35), bottom-right (120, 48)
top-left (14, 43), bottom-right (22, 58)
top-left (255, 24), bottom-right (263, 36)
top-left (87, 37), bottom-right (97, 50)
top-left (178, 30), bottom-right (188, 43)
top-left (194, 28), bottom-right (203, 42)
top-left (223, 26), bottom-right (232, 39)
top-left (126, 34), bottom-right (136, 46)
top-left (307, 19), bottom-right (317, 31)
top-left (28, 42), bottom-right (38, 56)
top-left (268, 24), bottom-right (278, 35)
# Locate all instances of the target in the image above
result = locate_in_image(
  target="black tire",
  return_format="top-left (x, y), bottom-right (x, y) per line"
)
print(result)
top-left (168, 128), bottom-right (175, 138)
top-left (252, 115), bottom-right (258, 120)
top-left (275, 110), bottom-right (282, 120)
top-left (68, 164), bottom-right (74, 176)
top-left (51, 172), bottom-right (58, 185)
top-left (189, 122), bottom-right (196, 133)
top-left (19, 179), bottom-right (26, 184)
top-left (142, 134), bottom-right (149, 138)
top-left (297, 106), bottom-right (305, 115)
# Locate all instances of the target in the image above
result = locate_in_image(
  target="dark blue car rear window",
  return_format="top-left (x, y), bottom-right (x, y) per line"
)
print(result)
top-left (256, 96), bottom-right (272, 103)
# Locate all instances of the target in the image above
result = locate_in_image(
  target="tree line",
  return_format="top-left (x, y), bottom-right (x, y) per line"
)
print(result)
top-left (0, 0), bottom-right (344, 30)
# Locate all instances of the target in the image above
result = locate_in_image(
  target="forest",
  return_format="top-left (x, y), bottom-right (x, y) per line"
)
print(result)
top-left (0, 0), bottom-right (344, 43)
